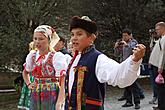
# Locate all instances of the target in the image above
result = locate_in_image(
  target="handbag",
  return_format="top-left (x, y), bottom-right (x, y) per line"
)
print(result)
top-left (155, 73), bottom-right (164, 84)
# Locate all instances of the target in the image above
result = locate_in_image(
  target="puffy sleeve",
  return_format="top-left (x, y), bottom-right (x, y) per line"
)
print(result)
top-left (64, 54), bottom-right (72, 66)
top-left (53, 52), bottom-right (68, 77)
top-left (95, 54), bottom-right (142, 88)
top-left (25, 50), bottom-right (36, 72)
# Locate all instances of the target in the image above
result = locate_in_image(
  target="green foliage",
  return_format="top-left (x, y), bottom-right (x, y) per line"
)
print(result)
top-left (0, 0), bottom-right (165, 71)
top-left (0, 0), bottom-right (71, 70)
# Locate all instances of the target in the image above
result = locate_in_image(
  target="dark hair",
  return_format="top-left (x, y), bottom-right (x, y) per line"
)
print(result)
top-left (122, 28), bottom-right (132, 35)
top-left (59, 36), bottom-right (66, 43)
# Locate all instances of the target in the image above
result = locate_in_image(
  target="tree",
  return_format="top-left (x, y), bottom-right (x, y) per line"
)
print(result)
top-left (0, 0), bottom-right (165, 71)
top-left (0, 0), bottom-right (72, 70)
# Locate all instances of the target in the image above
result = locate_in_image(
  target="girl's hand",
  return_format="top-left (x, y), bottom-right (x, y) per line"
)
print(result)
top-left (55, 103), bottom-right (62, 110)
top-left (27, 82), bottom-right (35, 90)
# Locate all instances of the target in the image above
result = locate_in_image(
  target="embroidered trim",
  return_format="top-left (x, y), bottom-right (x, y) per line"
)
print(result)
top-left (85, 99), bottom-right (103, 106)
top-left (67, 50), bottom-right (78, 100)
top-left (81, 45), bottom-right (94, 54)
top-left (60, 69), bottom-right (66, 76)
top-left (74, 66), bottom-right (88, 110)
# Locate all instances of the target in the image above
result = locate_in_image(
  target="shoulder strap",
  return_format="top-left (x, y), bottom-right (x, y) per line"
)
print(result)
top-left (32, 51), bottom-right (37, 64)
top-left (159, 37), bottom-right (162, 50)
top-left (45, 52), bottom-right (55, 65)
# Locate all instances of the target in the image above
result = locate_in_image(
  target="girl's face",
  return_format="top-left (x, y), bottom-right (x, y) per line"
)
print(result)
top-left (33, 32), bottom-right (49, 51)
top-left (70, 28), bottom-right (94, 52)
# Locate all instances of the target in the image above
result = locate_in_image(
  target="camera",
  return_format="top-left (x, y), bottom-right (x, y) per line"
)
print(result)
top-left (149, 29), bottom-right (155, 33)
top-left (118, 41), bottom-right (124, 45)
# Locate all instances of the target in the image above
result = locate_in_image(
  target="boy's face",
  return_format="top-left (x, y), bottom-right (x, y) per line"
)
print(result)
top-left (70, 28), bottom-right (93, 52)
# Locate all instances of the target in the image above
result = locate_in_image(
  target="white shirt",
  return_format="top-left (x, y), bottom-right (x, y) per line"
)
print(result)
top-left (68, 52), bottom-right (141, 93)
top-left (25, 50), bottom-right (68, 77)
top-left (149, 35), bottom-right (165, 69)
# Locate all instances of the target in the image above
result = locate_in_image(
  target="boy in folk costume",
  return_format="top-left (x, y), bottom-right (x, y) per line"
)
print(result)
top-left (63, 16), bottom-right (146, 110)
top-left (22, 25), bottom-right (67, 110)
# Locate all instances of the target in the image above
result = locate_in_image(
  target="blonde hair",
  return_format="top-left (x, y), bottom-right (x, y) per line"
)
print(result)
top-left (155, 22), bottom-right (165, 28)
top-left (29, 41), bottom-right (37, 51)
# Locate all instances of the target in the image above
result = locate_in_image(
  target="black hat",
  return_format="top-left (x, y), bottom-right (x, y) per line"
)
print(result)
top-left (69, 16), bottom-right (97, 34)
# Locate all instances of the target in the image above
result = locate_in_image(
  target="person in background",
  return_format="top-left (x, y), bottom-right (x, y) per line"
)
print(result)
top-left (22, 25), bottom-right (68, 110)
top-left (148, 29), bottom-right (159, 105)
top-left (114, 28), bottom-right (144, 109)
top-left (63, 16), bottom-right (145, 110)
top-left (114, 38), bottom-right (123, 63)
top-left (54, 36), bottom-right (72, 65)
top-left (67, 41), bottom-right (75, 56)
top-left (18, 41), bottom-right (36, 110)
top-left (149, 22), bottom-right (165, 110)
top-left (149, 29), bottom-right (160, 51)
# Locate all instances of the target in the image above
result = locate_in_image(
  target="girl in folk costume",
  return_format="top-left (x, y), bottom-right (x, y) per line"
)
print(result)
top-left (22, 25), bottom-right (67, 110)
top-left (64, 16), bottom-right (146, 110)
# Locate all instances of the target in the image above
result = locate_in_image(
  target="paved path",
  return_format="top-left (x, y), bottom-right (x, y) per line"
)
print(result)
top-left (104, 78), bottom-right (156, 110)
top-left (0, 77), bottom-right (157, 110)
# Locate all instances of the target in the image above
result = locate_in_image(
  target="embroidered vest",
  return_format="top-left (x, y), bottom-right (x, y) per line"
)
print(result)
top-left (31, 52), bottom-right (58, 82)
top-left (65, 47), bottom-right (106, 110)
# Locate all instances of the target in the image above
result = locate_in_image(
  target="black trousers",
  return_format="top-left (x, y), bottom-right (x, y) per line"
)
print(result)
top-left (153, 66), bottom-right (165, 110)
top-left (125, 80), bottom-right (140, 104)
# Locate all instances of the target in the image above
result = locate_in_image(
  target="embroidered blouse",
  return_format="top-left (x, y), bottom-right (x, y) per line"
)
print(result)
top-left (25, 50), bottom-right (68, 77)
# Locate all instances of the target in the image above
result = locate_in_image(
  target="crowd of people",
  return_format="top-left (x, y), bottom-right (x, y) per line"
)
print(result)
top-left (114, 22), bottom-right (165, 110)
top-left (15, 15), bottom-right (165, 110)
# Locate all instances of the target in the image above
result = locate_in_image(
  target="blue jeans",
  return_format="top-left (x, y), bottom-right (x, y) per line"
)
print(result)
top-left (149, 65), bottom-right (158, 98)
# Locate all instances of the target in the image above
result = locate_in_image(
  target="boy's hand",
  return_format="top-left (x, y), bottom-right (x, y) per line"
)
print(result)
top-left (132, 44), bottom-right (146, 62)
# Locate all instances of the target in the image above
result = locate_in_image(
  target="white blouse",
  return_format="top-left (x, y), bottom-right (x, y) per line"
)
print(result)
top-left (68, 53), bottom-right (141, 93)
top-left (64, 54), bottom-right (72, 66)
top-left (25, 50), bottom-right (68, 77)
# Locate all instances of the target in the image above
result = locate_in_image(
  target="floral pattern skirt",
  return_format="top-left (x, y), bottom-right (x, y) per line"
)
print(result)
top-left (30, 79), bottom-right (59, 110)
